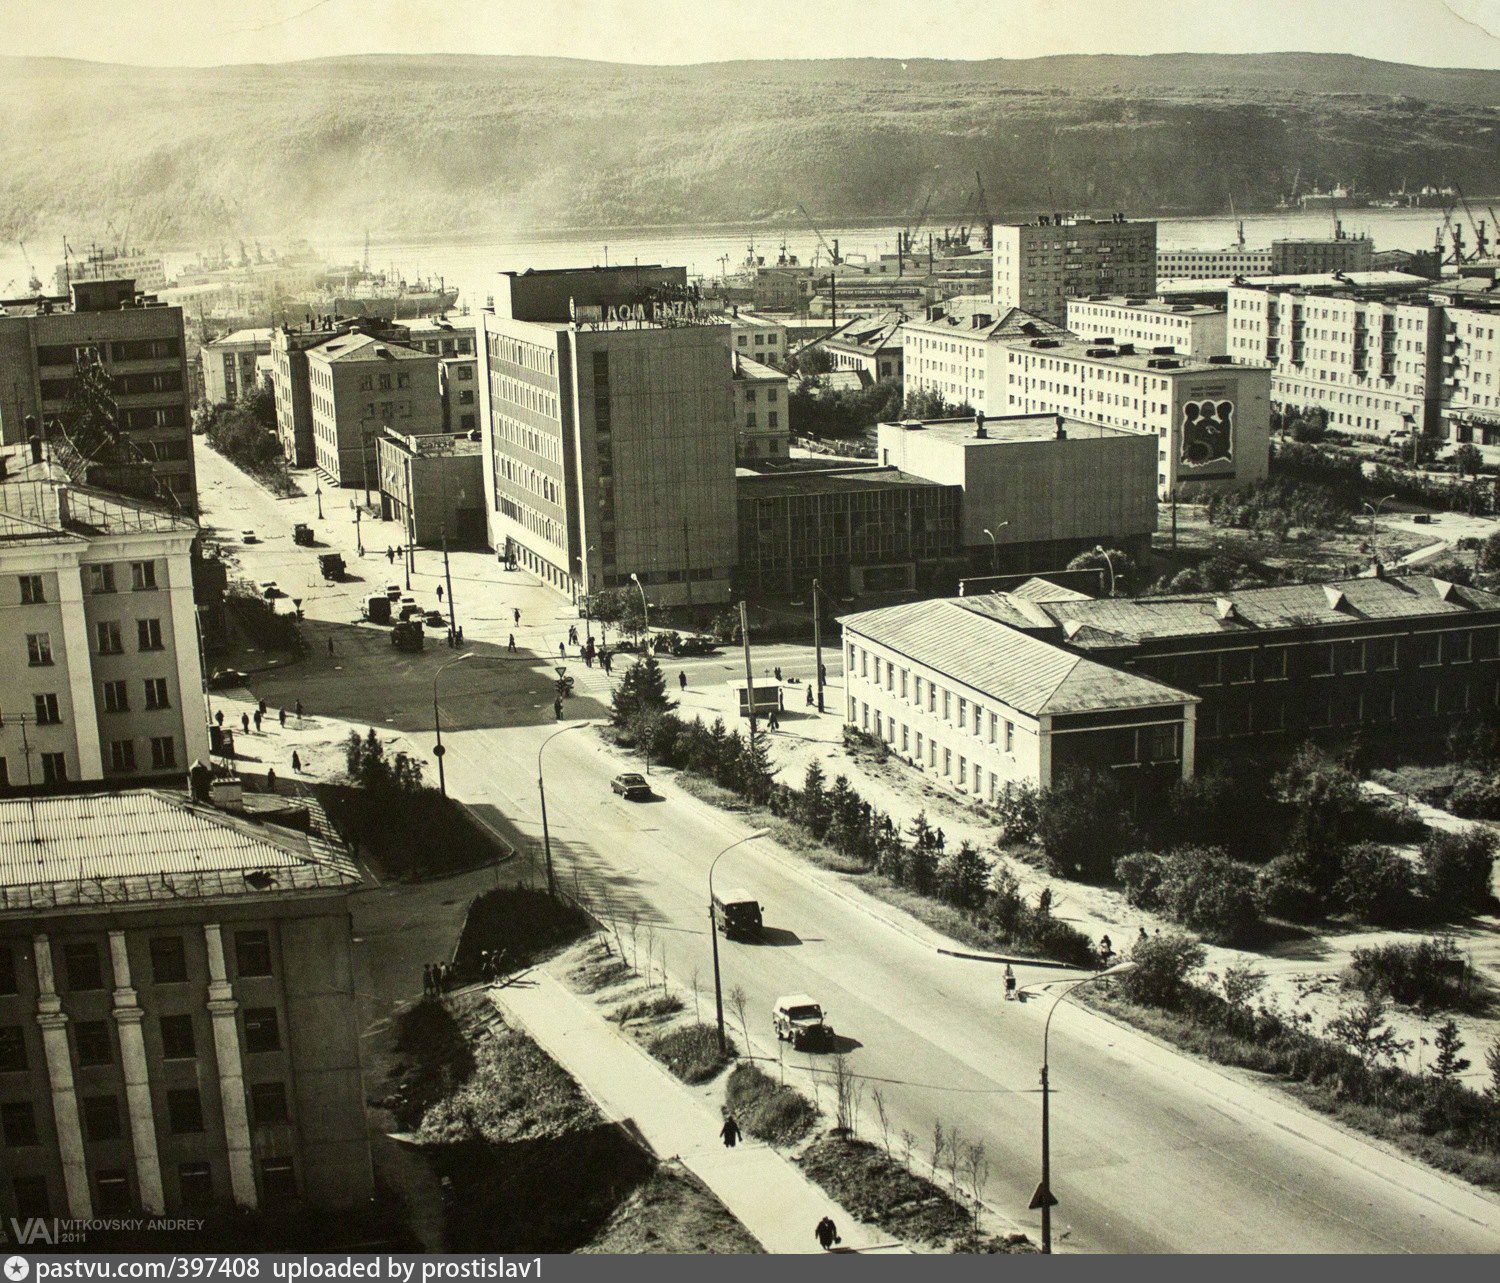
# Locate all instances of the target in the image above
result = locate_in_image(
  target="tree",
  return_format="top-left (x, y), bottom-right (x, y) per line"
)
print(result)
top-left (610, 654), bottom-right (675, 729)
top-left (1430, 1018), bottom-right (1470, 1081)
top-left (1324, 997), bottom-right (1411, 1067)
top-left (901, 387), bottom-right (974, 420)
top-left (1418, 828), bottom-right (1497, 916)
top-left (799, 760), bottom-right (831, 838)
top-left (1452, 442), bottom-right (1484, 479)
top-left (939, 841), bottom-right (991, 910)
top-left (1118, 932), bottom-right (1205, 1009)
top-left (1479, 531), bottom-right (1500, 574)
top-left (1067, 546), bottom-right (1136, 596)
top-left (1275, 744), bottom-right (1369, 888)
top-left (1035, 767), bottom-right (1137, 881)
top-left (1334, 842), bottom-right (1419, 925)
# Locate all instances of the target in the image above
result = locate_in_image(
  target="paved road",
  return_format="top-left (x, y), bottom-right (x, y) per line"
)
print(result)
top-left (439, 722), bottom-right (1500, 1254)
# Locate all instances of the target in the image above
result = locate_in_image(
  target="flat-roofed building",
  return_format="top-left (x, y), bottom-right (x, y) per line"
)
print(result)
top-left (992, 216), bottom-right (1156, 324)
top-left (731, 354), bottom-right (789, 462)
top-left (0, 789), bottom-right (370, 1220)
top-left (1066, 296), bottom-right (1228, 360)
top-left (1156, 245), bottom-right (1273, 281)
top-left (377, 429), bottom-right (485, 548)
top-left (0, 480), bottom-right (207, 792)
top-left (401, 316), bottom-right (477, 360)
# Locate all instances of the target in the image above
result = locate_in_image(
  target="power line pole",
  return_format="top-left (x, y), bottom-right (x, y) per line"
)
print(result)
top-left (812, 578), bottom-right (824, 713)
top-left (442, 526), bottom-right (457, 643)
top-left (739, 599), bottom-right (757, 741)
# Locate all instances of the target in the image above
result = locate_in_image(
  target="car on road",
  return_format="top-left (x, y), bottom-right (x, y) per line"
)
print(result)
top-left (773, 994), bottom-right (833, 1049)
top-left (712, 888), bottom-right (763, 940)
top-left (611, 772), bottom-right (652, 801)
top-left (424, 609), bottom-right (446, 628)
top-left (209, 668), bottom-right (249, 691)
top-left (242, 529), bottom-right (260, 544)
top-left (261, 581), bottom-right (281, 598)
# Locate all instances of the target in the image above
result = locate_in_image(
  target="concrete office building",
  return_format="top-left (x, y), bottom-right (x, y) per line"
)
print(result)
top-left (0, 480), bottom-right (207, 792)
top-left (376, 430), bottom-right (485, 548)
top-left (876, 414), bottom-right (1157, 574)
top-left (901, 306), bottom-right (1065, 416)
top-left (735, 465), bottom-right (961, 598)
top-left (0, 789), bottom-right (370, 1220)
top-left (992, 216), bottom-right (1157, 325)
top-left (731, 354), bottom-right (789, 462)
top-left (200, 329), bottom-right (273, 406)
top-left (994, 336), bottom-right (1272, 496)
top-left (1227, 276), bottom-right (1444, 437)
top-left (0, 280), bottom-right (195, 514)
top-left (1066, 296), bottom-right (1228, 360)
top-left (1270, 234), bottom-right (1375, 276)
top-left (478, 266), bottom-right (738, 608)
top-left (305, 335), bottom-right (442, 488)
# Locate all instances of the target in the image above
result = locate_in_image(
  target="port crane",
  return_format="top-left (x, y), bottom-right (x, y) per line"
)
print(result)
top-left (17, 240), bottom-right (42, 293)
top-left (974, 171), bottom-right (993, 251)
top-left (796, 205), bottom-right (842, 268)
top-left (899, 188), bottom-right (935, 262)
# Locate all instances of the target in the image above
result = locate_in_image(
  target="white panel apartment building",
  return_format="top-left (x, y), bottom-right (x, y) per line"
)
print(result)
top-left (994, 337), bottom-right (1272, 496)
top-left (900, 306), bottom-right (1064, 415)
top-left (1066, 297), bottom-right (1228, 360)
top-left (1156, 245), bottom-right (1272, 281)
top-left (1227, 277), bottom-right (1444, 436)
top-left (992, 217), bottom-right (1156, 325)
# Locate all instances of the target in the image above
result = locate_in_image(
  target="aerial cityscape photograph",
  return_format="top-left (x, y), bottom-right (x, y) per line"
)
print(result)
top-left (3, 0), bottom-right (1500, 1268)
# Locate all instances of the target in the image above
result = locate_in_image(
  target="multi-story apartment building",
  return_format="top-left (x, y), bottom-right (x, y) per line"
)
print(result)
top-left (731, 354), bottom-right (789, 462)
top-left (199, 329), bottom-right (273, 406)
top-left (439, 356), bottom-right (479, 435)
top-left (1157, 244), bottom-right (1274, 281)
top-left (401, 316), bottom-right (478, 360)
top-left (900, 306), bottom-right (1065, 415)
top-left (270, 317), bottom-right (408, 467)
top-left (0, 480), bottom-right (207, 792)
top-left (726, 312), bottom-right (788, 367)
top-left (376, 430), bottom-right (485, 548)
top-left (0, 788), bottom-right (370, 1220)
top-left (1066, 296), bottom-right (1228, 360)
top-left (876, 413), bottom-right (1158, 574)
top-left (992, 216), bottom-right (1157, 324)
top-left (305, 335), bottom-right (442, 488)
top-left (1227, 277), bottom-right (1444, 436)
top-left (993, 336), bottom-right (1272, 496)
top-left (1426, 276), bottom-right (1500, 456)
top-left (478, 266), bottom-right (738, 608)
top-left (0, 280), bottom-right (195, 514)
top-left (1269, 234), bottom-right (1375, 276)
top-left (817, 311), bottom-right (907, 382)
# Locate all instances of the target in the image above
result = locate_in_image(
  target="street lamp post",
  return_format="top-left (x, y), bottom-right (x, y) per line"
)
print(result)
top-left (537, 722), bottom-right (589, 897)
top-left (432, 653), bottom-right (475, 797)
top-left (982, 520), bottom-right (1009, 574)
top-left (707, 829), bottom-right (769, 1054)
top-left (629, 572), bottom-right (650, 646)
top-left (314, 479), bottom-right (323, 520)
top-left (1093, 545), bottom-right (1116, 597)
top-left (1362, 492), bottom-right (1396, 565)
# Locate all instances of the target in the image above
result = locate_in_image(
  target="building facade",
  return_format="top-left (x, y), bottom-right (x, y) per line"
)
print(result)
top-left (726, 312), bottom-right (788, 367)
top-left (401, 316), bottom-right (477, 360)
top-left (900, 306), bottom-right (1064, 416)
top-left (1065, 297), bottom-right (1228, 360)
top-left (439, 357), bottom-right (479, 435)
top-left (0, 481), bottom-right (207, 793)
top-left (305, 335), bottom-right (443, 488)
top-left (1157, 245), bottom-right (1274, 282)
top-left (818, 311), bottom-right (907, 382)
top-left (0, 280), bottom-right (195, 513)
top-left (200, 330), bottom-right (273, 407)
top-left (0, 790), bottom-right (370, 1221)
top-left (992, 216), bottom-right (1157, 324)
top-left (731, 355), bottom-right (789, 462)
top-left (376, 430), bottom-right (486, 548)
top-left (876, 414), bottom-right (1158, 574)
top-left (1269, 235), bottom-right (1375, 276)
top-left (994, 337), bottom-right (1273, 496)
top-left (270, 318), bottom-right (408, 468)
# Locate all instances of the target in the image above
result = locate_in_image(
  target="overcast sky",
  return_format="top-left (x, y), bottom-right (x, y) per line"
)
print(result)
top-left (8, 0), bottom-right (1499, 68)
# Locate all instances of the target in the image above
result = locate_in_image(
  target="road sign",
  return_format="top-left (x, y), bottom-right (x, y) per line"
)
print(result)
top-left (1028, 1182), bottom-right (1058, 1210)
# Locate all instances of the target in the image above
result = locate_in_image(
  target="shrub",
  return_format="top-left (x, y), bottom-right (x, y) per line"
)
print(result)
top-left (1035, 767), bottom-right (1138, 882)
top-left (1348, 936), bottom-right (1475, 1013)
top-left (724, 1063), bottom-right (816, 1145)
top-left (1256, 852), bottom-right (1326, 921)
top-left (1419, 828), bottom-right (1498, 915)
top-left (993, 783), bottom-right (1040, 844)
top-left (1448, 771), bottom-right (1500, 821)
top-left (1334, 842), bottom-right (1420, 925)
top-left (1116, 847), bottom-right (1263, 943)
top-left (1114, 850), bottom-right (1169, 910)
top-left (610, 994), bottom-right (683, 1024)
top-left (1119, 932), bottom-right (1206, 1009)
top-left (647, 1023), bottom-right (734, 1084)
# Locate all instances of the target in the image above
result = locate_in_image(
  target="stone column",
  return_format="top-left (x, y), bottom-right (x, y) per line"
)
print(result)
top-left (34, 933), bottom-right (92, 1219)
top-left (1181, 704), bottom-right (1197, 781)
top-left (108, 931), bottom-right (164, 1214)
top-left (203, 923), bottom-right (257, 1208)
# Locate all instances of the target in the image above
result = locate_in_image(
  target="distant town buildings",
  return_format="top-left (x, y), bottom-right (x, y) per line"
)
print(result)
top-left (1065, 296), bottom-right (1228, 360)
top-left (0, 280), bottom-right (196, 514)
top-left (731, 354), bottom-right (789, 462)
top-left (815, 310), bottom-right (907, 383)
top-left (200, 329), bottom-right (273, 406)
top-left (0, 479), bottom-right (207, 792)
top-left (992, 216), bottom-right (1157, 325)
top-left (1155, 233), bottom-right (1373, 284)
top-left (0, 788), bottom-right (370, 1219)
top-left (55, 248), bottom-right (170, 297)
top-left (876, 413), bottom-right (1158, 576)
top-left (478, 266), bottom-right (738, 608)
top-left (725, 312), bottom-right (788, 367)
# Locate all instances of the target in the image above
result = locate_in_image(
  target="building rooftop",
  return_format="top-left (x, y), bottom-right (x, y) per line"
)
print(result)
top-left (880, 413), bottom-right (1142, 445)
top-left (841, 598), bottom-right (1193, 717)
top-left (404, 315), bottom-right (477, 336)
top-left (1231, 271), bottom-right (1432, 294)
top-left (731, 354), bottom-right (786, 383)
top-left (905, 306), bottom-right (1066, 340)
top-left (0, 480), bottom-right (196, 543)
top-left (736, 465), bottom-right (951, 498)
top-left (205, 328), bottom-right (274, 349)
top-left (1069, 295), bottom-right (1225, 318)
top-left (381, 430), bottom-right (481, 457)
top-left (309, 333), bottom-right (433, 363)
top-left (821, 310), bottom-right (908, 354)
top-left (995, 335), bottom-right (1244, 374)
top-left (0, 790), bottom-right (360, 914)
top-left (1032, 574), bottom-right (1500, 648)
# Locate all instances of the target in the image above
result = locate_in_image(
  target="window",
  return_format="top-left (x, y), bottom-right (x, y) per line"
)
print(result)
top-left (150, 937), bottom-right (187, 985)
top-left (1308, 644), bottom-right (1335, 677)
top-left (95, 1170), bottom-right (131, 1216)
top-left (144, 678), bottom-right (170, 710)
top-left (12, 1176), bottom-right (50, 1220)
top-left (1415, 633), bottom-right (1441, 667)
top-left (102, 679), bottom-right (129, 713)
top-left (130, 561), bottom-right (157, 591)
top-left (768, 411), bottom-right (779, 428)
top-left (171, 1163), bottom-right (214, 1212)
top-left (1448, 631), bottom-right (1474, 663)
top-left (1004, 721), bottom-right (1015, 753)
top-left (957, 697), bottom-right (967, 727)
top-left (1, 1101), bottom-right (37, 1147)
top-left (137, 619), bottom-right (163, 651)
top-left (359, 375), bottom-right (373, 392)
top-left (943, 690), bottom-right (952, 720)
top-left (88, 564), bottom-right (116, 594)
top-left (26, 633), bottom-right (53, 666)
top-left (260, 1158), bottom-right (298, 1205)
top-left (64, 942), bottom-right (104, 991)
top-left (159, 1014), bottom-right (196, 1060)
top-left (1146, 725), bottom-right (1178, 762)
top-left (19, 574), bottom-right (45, 604)
top-left (109, 740), bottom-right (136, 772)
top-left (1221, 650), bottom-right (1254, 684)
top-left (251, 1081), bottom-right (289, 1127)
top-left (1366, 637), bottom-right (1396, 671)
top-left (74, 1020), bottom-right (112, 1067)
top-left (243, 1007), bottom-right (280, 1054)
top-left (943, 748), bottom-right (952, 776)
top-left (150, 737), bottom-right (176, 770)
top-left (168, 1088), bottom-right (204, 1134)
top-left (235, 930), bottom-right (272, 978)
top-left (34, 692), bottom-right (61, 725)
top-left (0, 1025), bottom-right (26, 1071)
top-left (83, 1094), bottom-right (121, 1142)
top-left (96, 621), bottom-right (123, 654)
top-left (0, 946), bottom-right (15, 996)
top-left (396, 373), bottom-right (410, 390)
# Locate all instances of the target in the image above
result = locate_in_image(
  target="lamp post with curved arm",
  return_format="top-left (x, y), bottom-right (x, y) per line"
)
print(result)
top-left (1093, 545), bottom-right (1116, 597)
top-left (707, 829), bottom-right (769, 1054)
top-left (432, 653), bottom-right (476, 797)
top-left (1025, 962), bottom-right (1136, 1253)
top-left (982, 520), bottom-right (1009, 574)
top-left (629, 572), bottom-right (650, 646)
top-left (1362, 492), bottom-right (1396, 565)
top-left (537, 722), bottom-right (590, 897)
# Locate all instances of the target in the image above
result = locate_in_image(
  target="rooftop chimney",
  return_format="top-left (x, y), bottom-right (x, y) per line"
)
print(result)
top-left (1055, 414), bottom-right (1066, 441)
top-left (975, 411), bottom-right (987, 439)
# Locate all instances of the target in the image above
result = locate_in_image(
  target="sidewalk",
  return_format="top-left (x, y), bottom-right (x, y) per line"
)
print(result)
top-left (488, 969), bottom-right (906, 1255)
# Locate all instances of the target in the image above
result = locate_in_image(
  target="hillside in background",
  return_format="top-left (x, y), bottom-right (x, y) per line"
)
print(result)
top-left (2, 51), bottom-right (1498, 244)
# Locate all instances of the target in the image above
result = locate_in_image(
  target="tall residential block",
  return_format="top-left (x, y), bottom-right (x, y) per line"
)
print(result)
top-left (992, 216), bottom-right (1157, 324)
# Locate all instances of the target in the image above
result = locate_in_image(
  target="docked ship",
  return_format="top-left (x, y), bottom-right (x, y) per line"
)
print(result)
top-left (54, 243), bottom-right (171, 294)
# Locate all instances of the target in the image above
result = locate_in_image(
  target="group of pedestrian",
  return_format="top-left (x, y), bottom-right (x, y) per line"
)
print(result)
top-left (422, 962), bottom-right (453, 996)
top-left (567, 624), bottom-right (579, 646)
top-left (717, 1114), bottom-right (840, 1249)
top-left (478, 949), bottom-right (508, 981)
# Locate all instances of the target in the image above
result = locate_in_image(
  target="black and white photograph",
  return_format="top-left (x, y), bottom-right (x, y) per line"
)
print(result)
top-left (2, 0), bottom-right (1500, 1264)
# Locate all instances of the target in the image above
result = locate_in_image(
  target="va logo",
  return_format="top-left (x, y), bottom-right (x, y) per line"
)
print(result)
top-left (9, 1218), bottom-right (55, 1245)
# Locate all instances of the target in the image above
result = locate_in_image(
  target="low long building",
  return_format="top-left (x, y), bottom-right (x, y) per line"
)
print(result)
top-left (1065, 296), bottom-right (1227, 360)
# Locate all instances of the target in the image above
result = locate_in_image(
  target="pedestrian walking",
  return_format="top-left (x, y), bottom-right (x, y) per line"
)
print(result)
top-left (513, 607), bottom-right (521, 625)
top-left (258, 699), bottom-right (268, 717)
top-left (254, 710), bottom-right (263, 732)
top-left (719, 1115), bottom-right (742, 1149)
top-left (1038, 887), bottom-right (1052, 915)
top-left (242, 712), bottom-right (250, 734)
top-left (806, 685), bottom-right (814, 707)
top-left (508, 633), bottom-right (517, 653)
top-left (422, 964), bottom-right (433, 996)
top-left (778, 688), bottom-right (785, 710)
top-left (291, 751), bottom-right (302, 774)
top-left (559, 640), bottom-right (566, 658)
top-left (1004, 964), bottom-right (1017, 1001)
top-left (818, 662), bottom-right (827, 686)
top-left (437, 584), bottom-right (444, 603)
top-left (553, 697), bottom-right (563, 720)
top-left (815, 1217), bottom-right (840, 1251)
top-left (768, 708), bottom-right (779, 731)
top-left (215, 709), bottom-right (224, 727)
top-left (327, 637), bottom-right (335, 656)
top-left (1099, 934), bottom-right (1114, 965)
top-left (266, 766), bottom-right (277, 791)
top-left (295, 699), bottom-right (303, 720)
top-left (1138, 926), bottom-right (1149, 944)
top-left (387, 546), bottom-right (395, 565)
top-left (456, 625), bottom-right (464, 645)
top-left (278, 707), bottom-right (287, 728)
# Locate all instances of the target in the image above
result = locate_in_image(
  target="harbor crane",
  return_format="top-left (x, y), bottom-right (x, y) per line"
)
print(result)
top-left (17, 240), bottom-right (42, 293)
top-left (796, 205), bottom-right (842, 268)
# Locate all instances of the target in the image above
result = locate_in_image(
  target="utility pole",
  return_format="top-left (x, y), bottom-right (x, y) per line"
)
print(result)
top-left (812, 578), bottom-right (824, 713)
top-left (739, 599), bottom-right (757, 741)
top-left (442, 526), bottom-right (457, 643)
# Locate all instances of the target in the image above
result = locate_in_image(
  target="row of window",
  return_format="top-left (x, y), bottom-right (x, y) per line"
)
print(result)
top-left (93, 617), bottom-right (167, 655)
top-left (106, 735), bottom-right (177, 772)
top-left (0, 752), bottom-right (68, 786)
top-left (0, 930), bottom-right (272, 999)
top-left (10, 1154), bottom-right (298, 1221)
top-left (16, 561), bottom-right (157, 605)
top-left (35, 338), bottom-right (180, 368)
top-left (848, 643), bottom-right (1018, 749)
